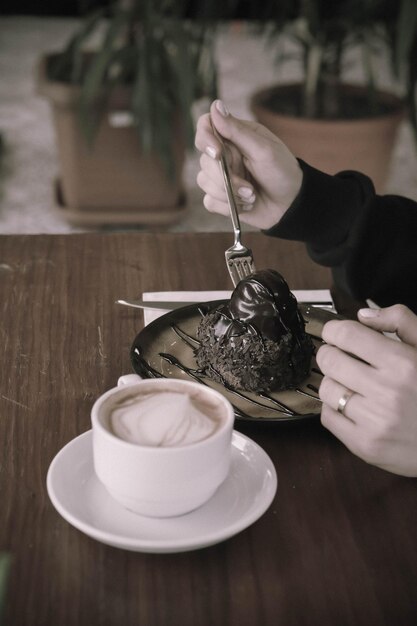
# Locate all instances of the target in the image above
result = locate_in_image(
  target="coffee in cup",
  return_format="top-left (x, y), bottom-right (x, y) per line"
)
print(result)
top-left (91, 378), bottom-right (234, 517)
top-left (109, 388), bottom-right (222, 447)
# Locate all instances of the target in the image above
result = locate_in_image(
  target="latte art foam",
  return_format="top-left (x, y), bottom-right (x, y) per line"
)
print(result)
top-left (110, 390), bottom-right (220, 446)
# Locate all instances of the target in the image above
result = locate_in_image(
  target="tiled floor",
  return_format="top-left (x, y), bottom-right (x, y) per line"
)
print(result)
top-left (1, 17), bottom-right (416, 234)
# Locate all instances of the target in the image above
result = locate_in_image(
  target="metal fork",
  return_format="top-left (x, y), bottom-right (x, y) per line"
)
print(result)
top-left (211, 120), bottom-right (256, 287)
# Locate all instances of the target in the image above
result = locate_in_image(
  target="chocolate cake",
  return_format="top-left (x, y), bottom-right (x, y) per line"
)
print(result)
top-left (195, 270), bottom-right (313, 393)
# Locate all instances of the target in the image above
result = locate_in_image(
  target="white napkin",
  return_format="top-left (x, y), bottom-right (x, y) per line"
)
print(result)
top-left (142, 289), bottom-right (334, 326)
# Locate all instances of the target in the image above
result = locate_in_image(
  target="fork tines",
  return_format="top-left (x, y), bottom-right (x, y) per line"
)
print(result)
top-left (225, 249), bottom-right (256, 287)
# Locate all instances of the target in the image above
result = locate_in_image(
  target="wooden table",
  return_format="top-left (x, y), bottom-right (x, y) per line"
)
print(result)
top-left (1, 233), bottom-right (416, 626)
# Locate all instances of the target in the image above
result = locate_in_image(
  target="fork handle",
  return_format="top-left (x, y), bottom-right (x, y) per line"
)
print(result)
top-left (211, 121), bottom-right (242, 247)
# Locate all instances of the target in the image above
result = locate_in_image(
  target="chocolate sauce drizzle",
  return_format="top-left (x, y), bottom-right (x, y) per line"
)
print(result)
top-left (132, 313), bottom-right (324, 421)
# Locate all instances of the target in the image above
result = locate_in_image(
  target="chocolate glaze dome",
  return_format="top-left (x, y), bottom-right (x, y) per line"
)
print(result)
top-left (195, 269), bottom-right (313, 392)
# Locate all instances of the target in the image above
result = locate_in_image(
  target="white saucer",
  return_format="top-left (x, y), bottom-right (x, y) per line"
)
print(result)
top-left (47, 430), bottom-right (277, 553)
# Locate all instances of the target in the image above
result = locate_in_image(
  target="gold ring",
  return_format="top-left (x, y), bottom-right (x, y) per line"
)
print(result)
top-left (337, 390), bottom-right (354, 415)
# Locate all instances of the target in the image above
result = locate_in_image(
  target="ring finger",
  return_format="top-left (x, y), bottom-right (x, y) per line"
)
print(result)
top-left (319, 375), bottom-right (364, 422)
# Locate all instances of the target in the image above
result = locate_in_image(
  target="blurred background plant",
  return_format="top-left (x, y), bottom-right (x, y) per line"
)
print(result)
top-left (29, 0), bottom-right (417, 175)
top-left (45, 0), bottom-right (225, 177)
top-left (1, 0), bottom-right (416, 231)
top-left (252, 0), bottom-right (417, 133)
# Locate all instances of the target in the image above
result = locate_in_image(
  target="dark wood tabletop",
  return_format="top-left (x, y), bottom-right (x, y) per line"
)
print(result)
top-left (1, 232), bottom-right (416, 626)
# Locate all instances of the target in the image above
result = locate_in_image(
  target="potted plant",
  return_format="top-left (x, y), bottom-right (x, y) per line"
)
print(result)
top-left (249, 0), bottom-right (417, 192)
top-left (37, 1), bottom-right (218, 226)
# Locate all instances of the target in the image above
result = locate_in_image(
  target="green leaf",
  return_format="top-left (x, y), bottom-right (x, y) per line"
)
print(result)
top-left (78, 9), bottom-right (129, 144)
top-left (131, 31), bottom-right (153, 153)
top-left (81, 11), bottom-right (128, 105)
top-left (0, 553), bottom-right (11, 626)
top-left (163, 21), bottom-right (196, 145)
top-left (48, 9), bottom-right (104, 83)
top-left (395, 0), bottom-right (417, 68)
top-left (394, 0), bottom-right (417, 139)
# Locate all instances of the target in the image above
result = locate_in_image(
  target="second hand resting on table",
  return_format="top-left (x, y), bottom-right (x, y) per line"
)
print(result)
top-left (194, 99), bottom-right (417, 477)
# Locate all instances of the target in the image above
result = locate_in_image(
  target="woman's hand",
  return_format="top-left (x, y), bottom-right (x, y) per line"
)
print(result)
top-left (317, 305), bottom-right (417, 476)
top-left (194, 100), bottom-right (303, 230)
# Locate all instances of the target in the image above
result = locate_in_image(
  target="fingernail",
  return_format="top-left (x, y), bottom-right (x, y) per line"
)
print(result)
top-left (238, 186), bottom-right (254, 199)
top-left (215, 99), bottom-right (229, 117)
top-left (358, 308), bottom-right (380, 318)
top-left (206, 146), bottom-right (217, 159)
top-left (240, 194), bottom-right (256, 204)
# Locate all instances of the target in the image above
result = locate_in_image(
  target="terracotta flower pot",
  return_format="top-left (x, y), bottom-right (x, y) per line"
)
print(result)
top-left (37, 54), bottom-right (187, 226)
top-left (251, 83), bottom-right (405, 193)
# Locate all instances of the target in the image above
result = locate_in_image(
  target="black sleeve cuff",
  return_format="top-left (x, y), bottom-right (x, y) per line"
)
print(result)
top-left (262, 159), bottom-right (375, 252)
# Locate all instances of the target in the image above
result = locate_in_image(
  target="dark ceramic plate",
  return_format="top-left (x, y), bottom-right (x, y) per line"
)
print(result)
top-left (130, 301), bottom-right (340, 422)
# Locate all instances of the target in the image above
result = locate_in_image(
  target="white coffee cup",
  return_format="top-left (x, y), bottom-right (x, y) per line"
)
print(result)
top-left (91, 378), bottom-right (235, 517)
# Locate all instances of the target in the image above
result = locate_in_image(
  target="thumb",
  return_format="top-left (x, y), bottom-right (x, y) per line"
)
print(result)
top-left (358, 304), bottom-right (417, 347)
top-left (210, 99), bottom-right (276, 159)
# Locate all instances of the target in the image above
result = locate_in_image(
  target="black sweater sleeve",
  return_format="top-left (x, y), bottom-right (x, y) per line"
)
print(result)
top-left (263, 160), bottom-right (417, 312)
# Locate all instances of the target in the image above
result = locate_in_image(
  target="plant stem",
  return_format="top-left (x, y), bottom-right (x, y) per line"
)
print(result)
top-left (303, 43), bottom-right (322, 118)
